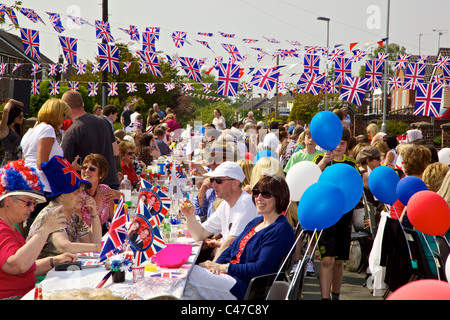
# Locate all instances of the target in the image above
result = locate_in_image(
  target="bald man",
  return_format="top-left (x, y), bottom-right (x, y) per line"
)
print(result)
top-left (60, 91), bottom-right (119, 189)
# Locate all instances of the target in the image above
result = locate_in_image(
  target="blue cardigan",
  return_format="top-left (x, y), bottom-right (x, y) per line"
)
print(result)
top-left (216, 215), bottom-right (296, 299)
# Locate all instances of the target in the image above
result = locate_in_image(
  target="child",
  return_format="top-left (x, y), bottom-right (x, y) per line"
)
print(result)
top-left (283, 129), bottom-right (322, 173)
top-left (312, 128), bottom-right (359, 300)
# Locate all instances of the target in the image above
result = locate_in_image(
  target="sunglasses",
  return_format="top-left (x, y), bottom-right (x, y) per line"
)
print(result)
top-left (210, 178), bottom-right (235, 184)
top-left (81, 165), bottom-right (98, 172)
top-left (127, 151), bottom-right (135, 156)
top-left (16, 198), bottom-right (38, 208)
top-left (252, 189), bottom-right (274, 199)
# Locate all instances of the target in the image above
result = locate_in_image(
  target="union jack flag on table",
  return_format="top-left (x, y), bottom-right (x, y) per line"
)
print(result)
top-left (250, 68), bottom-right (280, 91)
top-left (58, 36), bottom-right (78, 66)
top-left (413, 83), bottom-right (444, 117)
top-left (108, 82), bottom-right (118, 96)
top-left (339, 77), bottom-right (369, 106)
top-left (98, 43), bottom-right (120, 75)
top-left (19, 8), bottom-right (44, 24)
top-left (297, 72), bottom-right (325, 95)
top-left (31, 80), bottom-right (40, 95)
top-left (46, 12), bottom-right (65, 33)
top-left (137, 50), bottom-right (163, 77)
top-left (99, 198), bottom-right (128, 262)
top-left (95, 20), bottom-right (115, 42)
top-left (172, 31), bottom-right (187, 48)
top-left (221, 43), bottom-right (244, 62)
top-left (217, 62), bottom-right (240, 97)
top-left (68, 81), bottom-right (79, 91)
top-left (145, 83), bottom-right (156, 94)
top-left (394, 54), bottom-right (410, 70)
top-left (179, 57), bottom-right (202, 82)
top-left (88, 82), bottom-right (98, 97)
top-left (49, 81), bottom-right (60, 96)
top-left (118, 25), bottom-right (140, 42)
top-left (334, 57), bottom-right (352, 83)
top-left (303, 54), bottom-right (320, 74)
top-left (365, 59), bottom-right (384, 90)
top-left (126, 82), bottom-right (137, 93)
top-left (20, 28), bottom-right (40, 60)
top-left (403, 63), bottom-right (426, 90)
top-left (48, 64), bottom-right (58, 76)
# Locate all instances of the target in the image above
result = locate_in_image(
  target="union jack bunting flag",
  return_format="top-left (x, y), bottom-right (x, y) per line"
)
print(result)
top-left (123, 61), bottom-right (132, 73)
top-left (351, 50), bottom-right (367, 63)
top-left (12, 63), bottom-right (23, 73)
top-left (202, 82), bottom-right (213, 93)
top-left (59, 63), bottom-right (68, 74)
top-left (221, 43), bottom-right (244, 62)
top-left (126, 82), bottom-right (137, 93)
top-left (20, 28), bottom-right (40, 60)
top-left (263, 36), bottom-right (280, 44)
top-left (416, 55), bottom-right (429, 64)
top-left (164, 83), bottom-right (176, 91)
top-left (145, 83), bottom-right (156, 94)
top-left (403, 63), bottom-right (426, 90)
top-left (178, 57), bottom-right (202, 82)
top-left (433, 74), bottom-right (444, 84)
top-left (183, 83), bottom-right (195, 91)
top-left (4, 6), bottom-right (19, 26)
top-left (31, 63), bottom-right (40, 76)
top-left (198, 32), bottom-right (213, 37)
top-left (339, 77), bottom-right (369, 106)
top-left (118, 25), bottom-right (140, 42)
top-left (250, 68), bottom-right (280, 91)
top-left (146, 27), bottom-right (160, 40)
top-left (88, 82), bottom-right (98, 97)
top-left (243, 39), bottom-right (259, 43)
top-left (328, 49), bottom-right (346, 63)
top-left (137, 50), bottom-right (163, 77)
top-left (413, 83), bottom-right (444, 117)
top-left (389, 77), bottom-right (402, 91)
top-left (98, 43), bottom-right (120, 75)
top-left (31, 80), bottom-right (40, 95)
top-left (442, 64), bottom-right (450, 83)
top-left (46, 12), bottom-right (65, 33)
top-left (49, 81), bottom-right (60, 95)
top-left (257, 53), bottom-right (266, 63)
top-left (58, 36), bottom-right (78, 66)
top-left (139, 62), bottom-right (147, 74)
top-left (68, 81), bottom-right (79, 91)
top-left (171, 31), bottom-right (187, 48)
top-left (196, 40), bottom-right (214, 52)
top-left (376, 52), bottom-right (390, 61)
top-left (334, 57), bottom-right (352, 83)
top-left (19, 8), bottom-right (44, 24)
top-left (219, 31), bottom-right (235, 38)
top-left (142, 31), bottom-right (157, 52)
top-left (67, 15), bottom-right (92, 27)
top-left (326, 80), bottom-right (339, 94)
top-left (48, 64), bottom-right (58, 76)
top-left (95, 20), bottom-right (115, 42)
top-left (108, 82), bottom-right (118, 96)
top-left (303, 54), bottom-right (320, 74)
top-left (434, 56), bottom-right (450, 69)
top-left (304, 46), bottom-right (320, 54)
top-left (0, 63), bottom-right (6, 76)
top-left (91, 63), bottom-right (100, 73)
top-left (394, 54), bottom-right (410, 70)
top-left (365, 59), bottom-right (384, 90)
top-left (99, 198), bottom-right (128, 262)
top-left (217, 62), bottom-right (240, 97)
top-left (240, 82), bottom-right (252, 92)
top-left (165, 54), bottom-right (178, 68)
top-left (75, 63), bottom-right (86, 75)
top-left (287, 40), bottom-right (301, 46)
top-left (296, 72), bottom-right (325, 95)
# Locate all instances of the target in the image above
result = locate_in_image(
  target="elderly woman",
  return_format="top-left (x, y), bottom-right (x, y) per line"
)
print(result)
top-left (0, 160), bottom-right (76, 299)
top-left (182, 175), bottom-right (296, 300)
top-left (27, 156), bottom-right (102, 258)
top-left (119, 140), bottom-right (139, 187)
top-left (80, 153), bottom-right (121, 230)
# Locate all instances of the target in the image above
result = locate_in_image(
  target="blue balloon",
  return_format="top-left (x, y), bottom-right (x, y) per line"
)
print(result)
top-left (253, 149), bottom-right (277, 164)
top-left (298, 181), bottom-right (345, 231)
top-left (198, 126), bottom-right (206, 135)
top-left (396, 176), bottom-right (428, 206)
top-left (310, 111), bottom-right (343, 151)
top-left (368, 166), bottom-right (400, 205)
top-left (319, 163), bottom-right (364, 213)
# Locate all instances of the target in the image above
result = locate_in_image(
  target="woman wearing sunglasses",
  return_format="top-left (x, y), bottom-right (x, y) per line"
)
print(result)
top-left (118, 140), bottom-right (139, 188)
top-left (184, 175), bottom-right (296, 300)
top-left (0, 160), bottom-right (77, 299)
top-left (80, 154), bottom-right (121, 231)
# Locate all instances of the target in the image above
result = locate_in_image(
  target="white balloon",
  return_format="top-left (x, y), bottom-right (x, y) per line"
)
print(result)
top-left (285, 161), bottom-right (322, 202)
top-left (446, 254), bottom-right (450, 284)
top-left (438, 148), bottom-right (450, 166)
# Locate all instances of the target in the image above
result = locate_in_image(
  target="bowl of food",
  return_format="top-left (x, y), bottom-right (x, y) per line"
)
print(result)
top-left (151, 244), bottom-right (193, 268)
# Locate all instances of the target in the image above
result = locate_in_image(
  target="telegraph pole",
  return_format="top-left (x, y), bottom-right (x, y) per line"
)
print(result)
top-left (101, 0), bottom-right (108, 108)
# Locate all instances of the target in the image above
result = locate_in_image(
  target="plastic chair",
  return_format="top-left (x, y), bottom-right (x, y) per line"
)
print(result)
top-left (266, 281), bottom-right (290, 300)
top-left (403, 228), bottom-right (438, 280)
top-left (286, 258), bottom-right (307, 300)
top-left (433, 236), bottom-right (450, 281)
top-left (243, 272), bottom-right (287, 300)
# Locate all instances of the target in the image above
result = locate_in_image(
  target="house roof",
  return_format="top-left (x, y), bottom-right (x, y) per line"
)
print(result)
top-left (0, 29), bottom-right (53, 64)
top-left (237, 96), bottom-right (269, 110)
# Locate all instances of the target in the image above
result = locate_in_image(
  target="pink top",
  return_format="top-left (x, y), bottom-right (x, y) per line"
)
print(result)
top-left (81, 184), bottom-right (112, 227)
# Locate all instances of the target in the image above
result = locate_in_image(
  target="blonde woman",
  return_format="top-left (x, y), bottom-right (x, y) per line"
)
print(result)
top-left (366, 123), bottom-right (380, 143)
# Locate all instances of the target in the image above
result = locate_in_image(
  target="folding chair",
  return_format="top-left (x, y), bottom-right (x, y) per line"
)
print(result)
top-left (403, 228), bottom-right (438, 280)
top-left (433, 235), bottom-right (450, 282)
top-left (243, 272), bottom-right (287, 300)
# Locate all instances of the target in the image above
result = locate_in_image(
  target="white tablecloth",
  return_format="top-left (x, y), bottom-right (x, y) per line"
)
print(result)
top-left (22, 239), bottom-right (201, 300)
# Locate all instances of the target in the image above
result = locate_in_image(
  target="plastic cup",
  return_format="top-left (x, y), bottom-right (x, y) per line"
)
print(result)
top-left (131, 265), bottom-right (145, 283)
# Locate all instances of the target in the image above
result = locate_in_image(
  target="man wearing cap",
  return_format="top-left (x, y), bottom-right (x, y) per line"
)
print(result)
top-left (181, 161), bottom-right (259, 262)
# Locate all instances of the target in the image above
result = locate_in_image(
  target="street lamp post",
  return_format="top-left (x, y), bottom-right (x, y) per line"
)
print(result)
top-left (381, 0), bottom-right (390, 133)
top-left (317, 16), bottom-right (330, 110)
top-left (432, 29), bottom-right (448, 53)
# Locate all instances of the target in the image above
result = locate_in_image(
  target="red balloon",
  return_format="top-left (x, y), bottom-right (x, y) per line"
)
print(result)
top-left (407, 190), bottom-right (450, 236)
top-left (387, 279), bottom-right (450, 300)
top-left (244, 152), bottom-right (255, 162)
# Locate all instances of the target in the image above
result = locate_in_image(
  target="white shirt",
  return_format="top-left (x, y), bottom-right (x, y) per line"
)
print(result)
top-left (202, 191), bottom-right (259, 240)
top-left (21, 123), bottom-right (64, 192)
top-left (263, 132), bottom-right (280, 154)
top-left (213, 116), bottom-right (226, 130)
top-left (130, 112), bottom-right (141, 124)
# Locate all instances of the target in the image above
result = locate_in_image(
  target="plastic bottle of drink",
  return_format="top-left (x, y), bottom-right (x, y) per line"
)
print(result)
top-left (120, 175), bottom-right (132, 207)
top-left (129, 188), bottom-right (138, 217)
top-left (163, 214), bottom-right (171, 243)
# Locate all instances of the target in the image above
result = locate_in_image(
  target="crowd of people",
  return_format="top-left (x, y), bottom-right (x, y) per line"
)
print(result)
top-left (0, 95), bottom-right (448, 300)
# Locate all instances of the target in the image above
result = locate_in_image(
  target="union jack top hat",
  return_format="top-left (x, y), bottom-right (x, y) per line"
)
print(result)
top-left (41, 155), bottom-right (91, 197)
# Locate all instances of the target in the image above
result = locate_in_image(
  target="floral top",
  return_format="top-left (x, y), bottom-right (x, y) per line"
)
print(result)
top-left (27, 202), bottom-right (90, 258)
top-left (81, 184), bottom-right (111, 227)
top-left (230, 227), bottom-right (257, 264)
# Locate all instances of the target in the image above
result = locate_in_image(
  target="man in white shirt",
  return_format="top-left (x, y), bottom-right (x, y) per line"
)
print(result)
top-left (263, 121), bottom-right (280, 154)
top-left (181, 161), bottom-right (259, 261)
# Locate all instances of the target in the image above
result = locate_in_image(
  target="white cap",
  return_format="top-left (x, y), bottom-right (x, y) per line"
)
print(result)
top-left (203, 161), bottom-right (246, 182)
